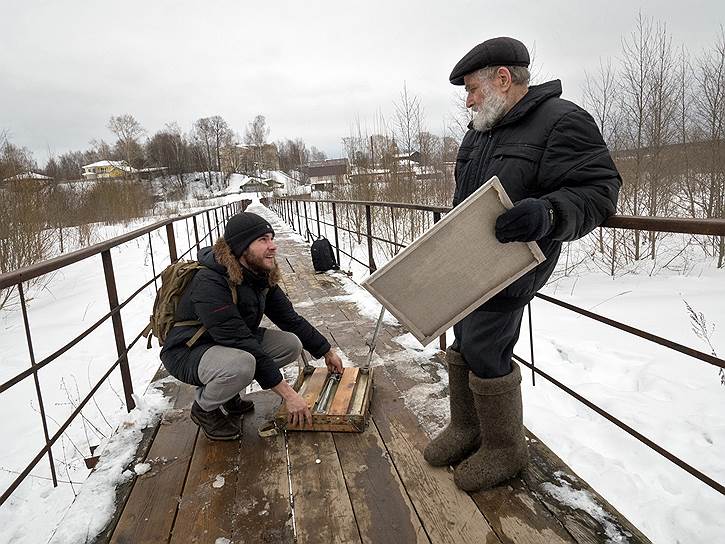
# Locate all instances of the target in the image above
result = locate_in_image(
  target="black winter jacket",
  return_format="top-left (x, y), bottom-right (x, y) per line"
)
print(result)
top-left (454, 80), bottom-right (621, 311)
top-left (160, 246), bottom-right (331, 389)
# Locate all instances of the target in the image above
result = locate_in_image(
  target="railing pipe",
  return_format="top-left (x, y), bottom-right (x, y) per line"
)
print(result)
top-left (148, 233), bottom-right (158, 292)
top-left (315, 202), bottom-right (321, 238)
top-left (101, 250), bottom-right (135, 411)
top-left (166, 224), bottom-right (178, 264)
top-left (332, 202), bottom-right (340, 266)
top-left (365, 205), bottom-right (377, 273)
top-left (19, 282), bottom-right (58, 487)
top-left (303, 201), bottom-right (310, 241)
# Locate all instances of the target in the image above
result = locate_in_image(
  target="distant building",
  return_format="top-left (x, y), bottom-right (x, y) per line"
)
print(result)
top-left (239, 176), bottom-right (284, 193)
top-left (81, 160), bottom-right (136, 179)
top-left (2, 171), bottom-right (54, 182)
top-left (300, 158), bottom-right (349, 192)
top-left (393, 150), bottom-right (421, 164)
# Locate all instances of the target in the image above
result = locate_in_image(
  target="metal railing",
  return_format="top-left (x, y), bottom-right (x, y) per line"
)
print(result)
top-left (0, 198), bottom-right (250, 506)
top-left (270, 196), bottom-right (725, 497)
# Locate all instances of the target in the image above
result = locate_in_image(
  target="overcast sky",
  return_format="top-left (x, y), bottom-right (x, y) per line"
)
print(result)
top-left (1, 0), bottom-right (723, 166)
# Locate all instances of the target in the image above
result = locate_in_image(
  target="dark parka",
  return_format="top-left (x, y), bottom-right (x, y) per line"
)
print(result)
top-left (455, 79), bottom-right (621, 311)
top-left (160, 241), bottom-right (331, 389)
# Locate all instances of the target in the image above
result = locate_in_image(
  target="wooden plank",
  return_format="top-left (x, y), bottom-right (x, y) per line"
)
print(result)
top-left (369, 370), bottom-right (499, 544)
top-left (287, 431), bottom-right (362, 544)
top-left (93, 366), bottom-right (174, 544)
top-left (470, 476), bottom-right (575, 544)
top-left (110, 409), bottom-right (198, 544)
top-left (169, 435), bottom-right (240, 543)
top-left (276, 367), bottom-right (328, 430)
top-left (301, 367), bottom-right (328, 409)
top-left (328, 367), bottom-right (359, 415)
top-left (232, 391), bottom-right (295, 544)
top-left (334, 419), bottom-right (431, 544)
top-left (522, 433), bottom-right (652, 544)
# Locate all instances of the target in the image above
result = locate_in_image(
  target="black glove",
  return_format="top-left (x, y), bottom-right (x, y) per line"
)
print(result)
top-left (495, 198), bottom-right (554, 243)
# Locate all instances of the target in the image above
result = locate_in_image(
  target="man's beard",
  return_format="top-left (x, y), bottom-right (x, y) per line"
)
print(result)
top-left (245, 252), bottom-right (278, 275)
top-left (471, 88), bottom-right (508, 132)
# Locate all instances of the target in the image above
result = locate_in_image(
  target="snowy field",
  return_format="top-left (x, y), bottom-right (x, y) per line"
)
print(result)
top-left (0, 195), bottom-right (723, 543)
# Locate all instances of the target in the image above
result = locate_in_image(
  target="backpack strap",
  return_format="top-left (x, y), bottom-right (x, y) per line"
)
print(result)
top-left (179, 281), bottom-right (237, 349)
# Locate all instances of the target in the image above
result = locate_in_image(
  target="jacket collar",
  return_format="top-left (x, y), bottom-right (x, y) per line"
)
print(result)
top-left (496, 79), bottom-right (562, 128)
top-left (468, 79), bottom-right (562, 132)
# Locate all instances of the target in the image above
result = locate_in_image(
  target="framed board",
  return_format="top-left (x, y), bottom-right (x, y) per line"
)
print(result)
top-left (361, 176), bottom-right (546, 345)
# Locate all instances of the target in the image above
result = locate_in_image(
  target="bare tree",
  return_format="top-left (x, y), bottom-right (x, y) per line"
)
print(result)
top-left (107, 114), bottom-right (145, 171)
top-left (245, 115), bottom-right (270, 176)
top-left (693, 26), bottom-right (725, 266)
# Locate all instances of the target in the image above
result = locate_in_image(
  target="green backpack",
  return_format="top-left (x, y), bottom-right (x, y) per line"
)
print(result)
top-left (143, 260), bottom-right (237, 348)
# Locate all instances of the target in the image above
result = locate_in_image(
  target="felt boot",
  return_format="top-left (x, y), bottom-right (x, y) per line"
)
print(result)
top-left (423, 348), bottom-right (481, 467)
top-left (453, 362), bottom-right (528, 492)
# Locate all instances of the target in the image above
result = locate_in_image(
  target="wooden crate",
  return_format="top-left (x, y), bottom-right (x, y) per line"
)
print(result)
top-left (275, 367), bottom-right (374, 432)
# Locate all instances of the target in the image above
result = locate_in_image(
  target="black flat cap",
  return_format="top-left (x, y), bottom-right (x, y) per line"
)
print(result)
top-left (449, 37), bottom-right (530, 85)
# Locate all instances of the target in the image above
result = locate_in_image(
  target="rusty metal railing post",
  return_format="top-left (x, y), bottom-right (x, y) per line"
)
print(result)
top-left (166, 223), bottom-right (178, 263)
top-left (148, 233), bottom-right (158, 292)
top-left (295, 201), bottom-right (302, 234)
top-left (365, 205), bottom-right (377, 273)
top-left (433, 211), bottom-right (444, 349)
top-left (332, 202), bottom-right (341, 265)
top-left (193, 215), bottom-right (200, 248)
top-left (18, 282), bottom-right (58, 487)
top-left (315, 202), bottom-right (321, 238)
top-left (101, 250), bottom-right (135, 412)
top-left (213, 209), bottom-right (219, 237)
top-left (528, 302), bottom-right (535, 386)
top-left (184, 217), bottom-right (191, 253)
top-left (303, 201), bottom-right (310, 241)
top-left (206, 210), bottom-right (213, 243)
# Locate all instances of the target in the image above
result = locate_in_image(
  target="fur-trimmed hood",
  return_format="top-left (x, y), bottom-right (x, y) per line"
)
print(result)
top-left (210, 238), bottom-right (244, 285)
top-left (201, 238), bottom-right (279, 287)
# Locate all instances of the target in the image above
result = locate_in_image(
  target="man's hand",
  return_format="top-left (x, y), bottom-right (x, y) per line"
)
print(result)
top-left (272, 379), bottom-right (312, 427)
top-left (495, 198), bottom-right (555, 243)
top-left (285, 390), bottom-right (313, 427)
top-left (323, 349), bottom-right (344, 374)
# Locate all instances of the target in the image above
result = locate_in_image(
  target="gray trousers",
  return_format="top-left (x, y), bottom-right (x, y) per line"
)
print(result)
top-left (195, 329), bottom-right (303, 411)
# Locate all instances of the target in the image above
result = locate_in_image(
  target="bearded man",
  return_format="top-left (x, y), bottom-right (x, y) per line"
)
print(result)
top-left (423, 37), bottom-right (621, 491)
top-left (161, 211), bottom-right (343, 440)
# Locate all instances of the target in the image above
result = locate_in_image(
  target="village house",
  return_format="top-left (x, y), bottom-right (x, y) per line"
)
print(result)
top-left (300, 158), bottom-right (349, 192)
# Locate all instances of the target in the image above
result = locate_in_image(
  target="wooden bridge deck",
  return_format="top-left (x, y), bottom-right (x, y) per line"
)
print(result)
top-left (100, 206), bottom-right (651, 544)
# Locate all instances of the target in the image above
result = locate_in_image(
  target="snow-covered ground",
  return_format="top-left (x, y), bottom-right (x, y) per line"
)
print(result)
top-left (0, 196), bottom-right (722, 543)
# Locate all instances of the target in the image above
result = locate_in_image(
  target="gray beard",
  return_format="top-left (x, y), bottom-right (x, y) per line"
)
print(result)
top-left (471, 92), bottom-right (508, 132)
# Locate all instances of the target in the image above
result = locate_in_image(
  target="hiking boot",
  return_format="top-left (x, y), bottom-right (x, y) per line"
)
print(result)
top-left (221, 395), bottom-right (255, 417)
top-left (190, 401), bottom-right (240, 441)
top-left (423, 349), bottom-right (481, 467)
top-left (453, 362), bottom-right (529, 492)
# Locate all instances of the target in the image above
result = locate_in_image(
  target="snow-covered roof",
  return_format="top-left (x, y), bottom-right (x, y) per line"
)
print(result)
top-left (82, 160), bottom-right (135, 172)
top-left (2, 171), bottom-right (53, 181)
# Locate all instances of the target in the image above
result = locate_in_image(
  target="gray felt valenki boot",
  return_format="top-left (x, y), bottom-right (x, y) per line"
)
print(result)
top-left (423, 348), bottom-right (481, 467)
top-left (453, 362), bottom-right (528, 492)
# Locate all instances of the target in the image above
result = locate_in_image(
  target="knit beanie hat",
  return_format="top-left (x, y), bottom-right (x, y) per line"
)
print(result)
top-left (224, 212), bottom-right (274, 257)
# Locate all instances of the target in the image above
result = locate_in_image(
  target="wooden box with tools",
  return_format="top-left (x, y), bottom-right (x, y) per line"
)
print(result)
top-left (275, 366), bottom-right (374, 432)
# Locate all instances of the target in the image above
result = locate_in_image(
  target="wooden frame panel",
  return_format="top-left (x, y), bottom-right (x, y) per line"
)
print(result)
top-left (362, 176), bottom-right (545, 345)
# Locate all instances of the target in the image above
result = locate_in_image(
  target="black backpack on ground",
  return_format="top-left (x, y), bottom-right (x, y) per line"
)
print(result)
top-left (310, 237), bottom-right (339, 272)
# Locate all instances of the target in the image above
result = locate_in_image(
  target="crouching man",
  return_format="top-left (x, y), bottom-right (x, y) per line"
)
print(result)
top-left (160, 211), bottom-right (344, 440)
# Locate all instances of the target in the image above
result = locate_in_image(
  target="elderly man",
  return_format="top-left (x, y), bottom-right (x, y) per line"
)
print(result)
top-left (161, 211), bottom-right (344, 440)
top-left (423, 37), bottom-right (621, 491)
